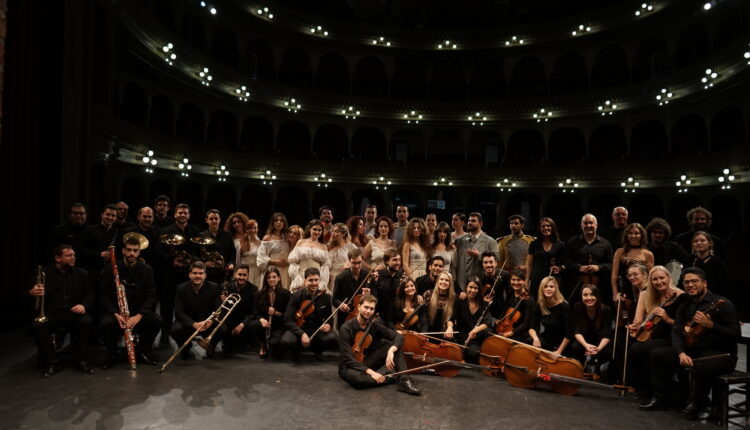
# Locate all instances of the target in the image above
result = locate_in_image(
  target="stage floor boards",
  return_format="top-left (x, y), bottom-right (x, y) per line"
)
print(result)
top-left (0, 330), bottom-right (745, 430)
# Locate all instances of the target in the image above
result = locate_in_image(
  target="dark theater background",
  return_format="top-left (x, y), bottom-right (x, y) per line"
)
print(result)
top-left (1, 0), bottom-right (749, 328)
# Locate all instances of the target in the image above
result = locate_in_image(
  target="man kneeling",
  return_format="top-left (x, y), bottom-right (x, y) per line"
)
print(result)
top-left (338, 294), bottom-right (420, 395)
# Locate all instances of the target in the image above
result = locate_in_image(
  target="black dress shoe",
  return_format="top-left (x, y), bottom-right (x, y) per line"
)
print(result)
top-left (41, 364), bottom-right (59, 378)
top-left (638, 397), bottom-right (666, 411)
top-left (74, 361), bottom-right (96, 374)
top-left (397, 378), bottom-right (421, 396)
top-left (137, 353), bottom-right (158, 366)
top-left (101, 354), bottom-right (116, 369)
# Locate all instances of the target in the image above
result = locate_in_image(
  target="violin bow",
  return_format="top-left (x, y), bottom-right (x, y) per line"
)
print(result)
top-left (612, 276), bottom-right (624, 360)
top-left (466, 260), bottom-right (509, 346)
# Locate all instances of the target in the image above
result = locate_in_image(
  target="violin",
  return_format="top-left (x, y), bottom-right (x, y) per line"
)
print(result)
top-left (295, 290), bottom-right (323, 327)
top-left (629, 294), bottom-right (678, 342)
top-left (481, 260), bottom-right (508, 299)
top-left (581, 254), bottom-right (599, 286)
top-left (684, 300), bottom-right (725, 348)
top-left (401, 331), bottom-right (464, 377)
top-left (614, 277), bottom-right (633, 328)
top-left (352, 314), bottom-right (378, 363)
top-left (503, 343), bottom-right (633, 396)
top-left (496, 288), bottom-right (530, 335)
top-left (395, 303), bottom-right (424, 331)
top-left (346, 294), bottom-right (362, 322)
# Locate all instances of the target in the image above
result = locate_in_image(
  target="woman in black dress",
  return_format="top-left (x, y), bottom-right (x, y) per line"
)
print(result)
top-left (420, 272), bottom-right (457, 341)
top-left (525, 217), bottom-right (565, 298)
top-left (528, 276), bottom-right (573, 356)
top-left (456, 276), bottom-right (490, 363)
top-left (247, 267), bottom-right (290, 359)
top-left (571, 284), bottom-right (613, 372)
top-left (389, 277), bottom-right (421, 331)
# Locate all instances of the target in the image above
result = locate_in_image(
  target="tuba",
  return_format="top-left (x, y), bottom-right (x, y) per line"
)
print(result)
top-left (161, 233), bottom-right (192, 271)
top-left (191, 236), bottom-right (225, 274)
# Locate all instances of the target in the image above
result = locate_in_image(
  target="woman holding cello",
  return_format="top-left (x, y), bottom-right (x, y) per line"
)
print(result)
top-left (455, 276), bottom-right (491, 363)
top-left (248, 267), bottom-right (290, 359)
top-left (389, 277), bottom-right (422, 331)
top-left (528, 276), bottom-right (573, 356)
top-left (496, 269), bottom-right (532, 344)
top-left (420, 272), bottom-right (457, 341)
top-left (628, 265), bottom-right (686, 400)
top-left (571, 284), bottom-right (612, 375)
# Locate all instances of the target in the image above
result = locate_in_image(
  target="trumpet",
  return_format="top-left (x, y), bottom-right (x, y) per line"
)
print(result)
top-left (34, 266), bottom-right (47, 324)
top-left (159, 293), bottom-right (242, 373)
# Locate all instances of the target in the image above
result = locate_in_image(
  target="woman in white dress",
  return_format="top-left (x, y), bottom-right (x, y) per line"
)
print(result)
top-left (328, 223), bottom-right (358, 292)
top-left (432, 221), bottom-right (456, 278)
top-left (363, 216), bottom-right (396, 268)
top-left (288, 225), bottom-right (303, 250)
top-left (257, 213), bottom-right (291, 290)
top-left (402, 218), bottom-right (432, 280)
top-left (238, 219), bottom-right (262, 287)
top-left (287, 219), bottom-right (331, 291)
top-left (224, 212), bottom-right (249, 270)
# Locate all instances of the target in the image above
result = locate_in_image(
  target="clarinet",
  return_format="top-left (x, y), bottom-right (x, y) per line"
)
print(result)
top-left (109, 245), bottom-right (137, 370)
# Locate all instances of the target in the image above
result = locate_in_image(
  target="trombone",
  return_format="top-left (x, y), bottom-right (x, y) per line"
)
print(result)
top-left (159, 293), bottom-right (242, 373)
top-left (34, 266), bottom-right (47, 323)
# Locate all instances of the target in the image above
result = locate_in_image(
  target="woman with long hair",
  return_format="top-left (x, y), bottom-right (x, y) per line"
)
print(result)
top-left (628, 265), bottom-right (686, 400)
top-left (257, 212), bottom-right (291, 290)
top-left (421, 272), bottom-right (457, 340)
top-left (327, 222), bottom-right (358, 292)
top-left (402, 218), bottom-right (432, 280)
top-left (456, 276), bottom-right (490, 363)
top-left (247, 267), bottom-right (291, 359)
top-left (287, 219), bottom-right (331, 291)
top-left (528, 276), bottom-right (573, 356)
top-left (346, 216), bottom-right (370, 252)
top-left (389, 277), bottom-right (421, 331)
top-left (525, 217), bottom-right (565, 297)
top-left (571, 285), bottom-right (613, 367)
top-left (237, 219), bottom-right (262, 287)
top-left (682, 231), bottom-right (729, 299)
top-left (611, 223), bottom-right (654, 304)
top-left (432, 221), bottom-right (456, 277)
top-left (224, 212), bottom-right (250, 270)
top-left (287, 225), bottom-right (303, 250)
top-left (363, 216), bottom-right (396, 268)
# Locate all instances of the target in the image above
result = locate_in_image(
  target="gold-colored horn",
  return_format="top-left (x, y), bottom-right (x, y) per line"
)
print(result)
top-left (123, 232), bottom-right (150, 250)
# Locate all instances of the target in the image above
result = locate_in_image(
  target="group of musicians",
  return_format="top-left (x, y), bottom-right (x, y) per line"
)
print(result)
top-left (29, 201), bottom-right (741, 417)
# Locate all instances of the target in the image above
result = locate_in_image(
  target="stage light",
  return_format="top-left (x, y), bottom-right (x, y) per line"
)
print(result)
top-left (342, 106), bottom-right (360, 119)
top-left (437, 40), bottom-right (457, 49)
top-left (310, 26), bottom-right (329, 36)
top-left (198, 67), bottom-right (212, 86)
top-left (468, 112), bottom-right (487, 126)
top-left (372, 36), bottom-right (391, 47)
top-left (533, 108), bottom-right (552, 122)
top-left (284, 98), bottom-right (301, 113)
top-left (403, 111), bottom-right (423, 124)
top-left (235, 85), bottom-right (250, 102)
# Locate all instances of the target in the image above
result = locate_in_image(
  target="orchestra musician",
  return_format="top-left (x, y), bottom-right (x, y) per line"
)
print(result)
top-left (628, 265), bottom-right (686, 402)
top-left (640, 267), bottom-right (739, 420)
top-left (221, 264), bottom-right (258, 354)
top-left (497, 269), bottom-right (532, 344)
top-left (332, 248), bottom-right (370, 329)
top-left (281, 268), bottom-right (338, 361)
top-left (565, 214), bottom-right (613, 304)
top-left (247, 267), bottom-right (290, 359)
top-left (30, 245), bottom-right (95, 377)
top-left (456, 276), bottom-right (492, 363)
top-left (338, 294), bottom-right (420, 395)
top-left (479, 251), bottom-right (506, 317)
top-left (528, 276), bottom-right (573, 356)
top-left (571, 285), bottom-right (612, 375)
top-left (388, 277), bottom-right (421, 330)
top-left (420, 272), bottom-right (457, 341)
top-left (525, 217), bottom-right (565, 299)
top-left (415, 256), bottom-right (445, 299)
top-left (100, 236), bottom-right (161, 368)
top-left (496, 214), bottom-right (534, 272)
top-left (371, 249), bottom-right (403, 318)
top-left (198, 209), bottom-right (236, 286)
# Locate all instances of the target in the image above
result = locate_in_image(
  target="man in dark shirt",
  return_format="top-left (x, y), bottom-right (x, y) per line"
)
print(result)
top-left (332, 248), bottom-right (371, 329)
top-left (281, 268), bottom-right (338, 361)
top-left (160, 203), bottom-right (200, 342)
top-left (338, 295), bottom-right (420, 395)
top-left (479, 251), bottom-right (509, 318)
top-left (198, 209), bottom-right (236, 285)
top-left (118, 207), bottom-right (164, 266)
top-left (601, 206), bottom-right (629, 250)
top-left (172, 262), bottom-right (224, 358)
top-left (674, 207), bottom-right (724, 258)
top-left (99, 236), bottom-right (161, 368)
top-left (49, 203), bottom-right (88, 260)
top-left (153, 195), bottom-right (174, 229)
top-left (29, 244), bottom-right (95, 377)
top-left (222, 264), bottom-right (258, 353)
top-left (114, 201), bottom-right (134, 230)
top-left (565, 214), bottom-right (613, 304)
top-left (646, 217), bottom-right (688, 267)
top-left (371, 249), bottom-right (404, 317)
top-left (80, 204), bottom-right (118, 278)
top-left (640, 267), bottom-right (740, 419)
top-left (415, 255), bottom-right (445, 298)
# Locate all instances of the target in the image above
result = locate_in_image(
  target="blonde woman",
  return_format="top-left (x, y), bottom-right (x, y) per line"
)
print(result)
top-left (363, 216), bottom-right (396, 268)
top-left (287, 219), bottom-right (331, 291)
top-left (327, 223), bottom-right (358, 292)
top-left (528, 276), bottom-right (572, 356)
top-left (420, 272), bottom-right (456, 340)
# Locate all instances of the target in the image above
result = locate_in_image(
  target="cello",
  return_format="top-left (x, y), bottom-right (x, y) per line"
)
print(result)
top-left (478, 333), bottom-right (522, 377)
top-left (502, 342), bottom-right (633, 396)
top-left (401, 331), bottom-right (465, 377)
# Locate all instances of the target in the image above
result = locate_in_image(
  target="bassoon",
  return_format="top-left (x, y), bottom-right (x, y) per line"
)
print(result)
top-left (109, 245), bottom-right (137, 370)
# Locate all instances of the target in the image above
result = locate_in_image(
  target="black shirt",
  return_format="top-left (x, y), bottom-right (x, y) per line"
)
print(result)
top-left (80, 223), bottom-right (118, 271)
top-left (161, 223), bottom-right (201, 267)
top-left (675, 230), bottom-right (724, 258)
top-left (118, 224), bottom-right (166, 267)
top-left (649, 241), bottom-right (689, 267)
top-left (224, 280), bottom-right (258, 326)
top-left (100, 260), bottom-right (158, 315)
top-left (682, 254), bottom-right (730, 300)
top-left (527, 239), bottom-right (566, 290)
top-left (499, 294), bottom-right (533, 339)
top-left (153, 215), bottom-right (175, 230)
top-left (49, 223), bottom-right (87, 259)
top-left (253, 287), bottom-right (291, 330)
top-left (672, 291), bottom-right (740, 356)
top-left (174, 281), bottom-right (221, 328)
top-left (372, 269), bottom-right (403, 317)
top-left (333, 269), bottom-right (367, 305)
top-left (283, 289), bottom-right (334, 336)
top-left (39, 265), bottom-right (93, 312)
top-left (529, 301), bottom-right (573, 349)
top-left (565, 235), bottom-right (613, 285)
top-left (338, 316), bottom-right (402, 374)
top-left (199, 228), bottom-right (236, 269)
top-left (572, 303), bottom-right (613, 344)
top-left (647, 293), bottom-right (688, 341)
top-left (455, 298), bottom-right (491, 338)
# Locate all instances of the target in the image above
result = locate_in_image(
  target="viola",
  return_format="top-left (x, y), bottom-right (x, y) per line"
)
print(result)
top-left (502, 343), bottom-right (633, 396)
top-left (629, 294), bottom-right (678, 342)
top-left (352, 315), bottom-right (378, 363)
top-left (495, 289), bottom-right (529, 335)
top-left (295, 290), bottom-right (323, 327)
top-left (684, 300), bottom-right (725, 348)
top-left (401, 331), bottom-right (464, 377)
top-left (395, 303), bottom-right (424, 331)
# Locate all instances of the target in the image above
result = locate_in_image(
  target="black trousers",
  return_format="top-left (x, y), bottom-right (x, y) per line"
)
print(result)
top-left (280, 329), bottom-right (337, 355)
top-left (100, 312), bottom-right (162, 355)
top-left (160, 271), bottom-right (188, 336)
top-left (650, 346), bottom-right (735, 406)
top-left (32, 311), bottom-right (93, 366)
top-left (629, 338), bottom-right (670, 394)
top-left (247, 320), bottom-right (284, 355)
top-left (170, 320), bottom-right (227, 350)
top-left (463, 331), bottom-right (490, 364)
top-left (339, 342), bottom-right (409, 389)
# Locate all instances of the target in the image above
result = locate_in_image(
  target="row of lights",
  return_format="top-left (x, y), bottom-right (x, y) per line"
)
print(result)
top-left (634, 3), bottom-right (654, 17)
top-left (199, 1), bottom-right (217, 15)
top-left (137, 152), bottom-right (743, 193)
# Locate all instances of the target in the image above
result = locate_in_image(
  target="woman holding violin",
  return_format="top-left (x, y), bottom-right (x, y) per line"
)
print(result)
top-left (571, 285), bottom-right (612, 374)
top-left (247, 267), bottom-right (290, 359)
top-left (389, 277), bottom-right (422, 331)
top-left (420, 272), bottom-right (457, 341)
top-left (611, 223), bottom-right (654, 305)
top-left (525, 217), bottom-right (565, 298)
top-left (528, 276), bottom-right (573, 356)
top-left (338, 294), bottom-right (421, 395)
top-left (496, 269), bottom-right (532, 344)
top-left (628, 265), bottom-right (686, 401)
top-left (455, 276), bottom-right (492, 363)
